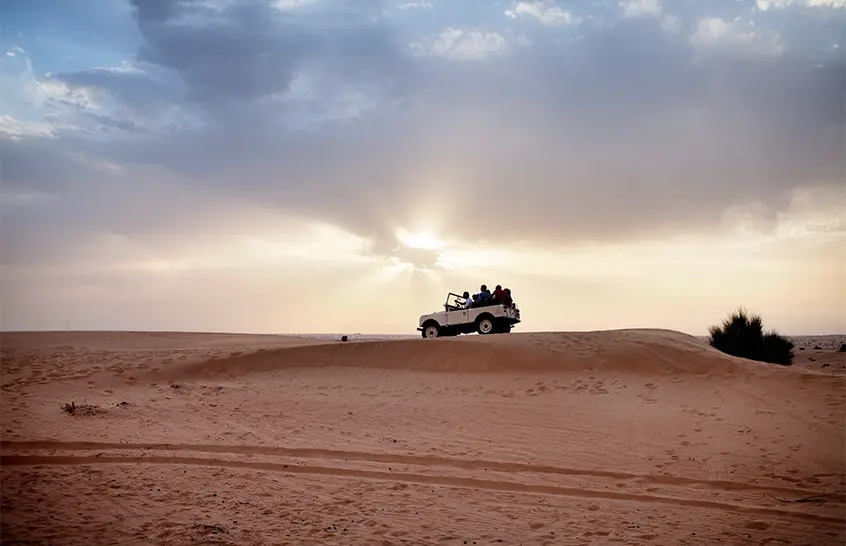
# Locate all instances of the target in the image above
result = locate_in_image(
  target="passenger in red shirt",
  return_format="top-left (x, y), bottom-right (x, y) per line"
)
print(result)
top-left (492, 285), bottom-right (506, 303)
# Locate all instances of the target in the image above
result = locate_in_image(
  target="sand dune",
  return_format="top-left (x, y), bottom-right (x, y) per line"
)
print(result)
top-left (157, 329), bottom-right (780, 380)
top-left (1, 329), bottom-right (844, 545)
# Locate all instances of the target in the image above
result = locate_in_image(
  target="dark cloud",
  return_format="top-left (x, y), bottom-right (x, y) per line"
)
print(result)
top-left (2, 0), bottom-right (844, 271)
top-left (50, 65), bottom-right (185, 116)
top-left (127, 0), bottom-right (409, 105)
top-left (129, 0), bottom-right (188, 23)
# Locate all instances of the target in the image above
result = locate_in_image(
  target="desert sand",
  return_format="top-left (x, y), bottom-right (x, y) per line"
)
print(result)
top-left (1, 329), bottom-right (844, 545)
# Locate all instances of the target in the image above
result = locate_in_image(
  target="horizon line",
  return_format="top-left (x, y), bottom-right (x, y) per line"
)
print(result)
top-left (2, 328), bottom-right (844, 338)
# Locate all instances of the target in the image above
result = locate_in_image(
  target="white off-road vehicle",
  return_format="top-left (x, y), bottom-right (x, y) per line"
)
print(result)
top-left (417, 292), bottom-right (521, 338)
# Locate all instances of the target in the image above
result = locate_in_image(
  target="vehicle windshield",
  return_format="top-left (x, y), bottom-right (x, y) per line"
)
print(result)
top-left (445, 293), bottom-right (465, 309)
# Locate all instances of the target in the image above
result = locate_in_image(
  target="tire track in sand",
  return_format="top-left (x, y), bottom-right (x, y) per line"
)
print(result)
top-left (1, 440), bottom-right (841, 500)
top-left (1, 453), bottom-right (842, 527)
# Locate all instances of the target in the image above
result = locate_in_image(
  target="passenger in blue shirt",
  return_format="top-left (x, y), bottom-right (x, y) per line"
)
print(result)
top-left (477, 285), bottom-right (491, 302)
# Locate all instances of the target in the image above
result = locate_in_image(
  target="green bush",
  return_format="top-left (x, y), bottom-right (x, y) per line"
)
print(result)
top-left (708, 307), bottom-right (794, 365)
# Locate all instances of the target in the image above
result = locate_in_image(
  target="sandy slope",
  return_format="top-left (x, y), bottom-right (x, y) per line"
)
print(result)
top-left (1, 329), bottom-right (844, 545)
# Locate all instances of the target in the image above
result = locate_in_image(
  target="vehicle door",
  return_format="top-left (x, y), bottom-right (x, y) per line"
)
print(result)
top-left (453, 296), bottom-right (473, 326)
top-left (443, 293), bottom-right (466, 327)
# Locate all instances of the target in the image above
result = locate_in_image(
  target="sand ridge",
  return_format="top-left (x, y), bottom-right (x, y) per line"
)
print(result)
top-left (1, 329), bottom-right (844, 545)
top-left (152, 329), bottom-right (795, 381)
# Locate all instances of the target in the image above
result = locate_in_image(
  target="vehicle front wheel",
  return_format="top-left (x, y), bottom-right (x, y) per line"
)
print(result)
top-left (422, 324), bottom-right (440, 338)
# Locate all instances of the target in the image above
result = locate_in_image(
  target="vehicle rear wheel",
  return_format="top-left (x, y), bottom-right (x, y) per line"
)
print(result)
top-left (494, 322), bottom-right (512, 334)
top-left (422, 324), bottom-right (440, 338)
top-left (476, 317), bottom-right (495, 335)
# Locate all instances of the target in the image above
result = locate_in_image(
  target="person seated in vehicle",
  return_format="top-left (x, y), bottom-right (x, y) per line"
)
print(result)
top-left (492, 285), bottom-right (506, 303)
top-left (502, 288), bottom-right (513, 307)
top-left (462, 291), bottom-right (474, 308)
top-left (477, 285), bottom-right (491, 303)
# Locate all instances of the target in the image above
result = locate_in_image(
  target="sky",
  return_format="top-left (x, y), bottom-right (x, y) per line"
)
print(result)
top-left (1, 0), bottom-right (844, 336)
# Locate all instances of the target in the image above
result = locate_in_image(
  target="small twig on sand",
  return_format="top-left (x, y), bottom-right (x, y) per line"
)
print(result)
top-left (766, 493), bottom-right (827, 504)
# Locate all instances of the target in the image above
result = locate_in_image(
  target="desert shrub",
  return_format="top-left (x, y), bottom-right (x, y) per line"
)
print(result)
top-left (61, 401), bottom-right (105, 416)
top-left (708, 307), bottom-right (794, 365)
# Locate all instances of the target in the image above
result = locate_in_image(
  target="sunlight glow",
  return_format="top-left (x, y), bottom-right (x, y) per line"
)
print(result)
top-left (396, 228), bottom-right (446, 250)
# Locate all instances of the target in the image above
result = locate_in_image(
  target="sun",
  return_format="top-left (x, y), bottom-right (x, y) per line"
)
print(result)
top-left (396, 228), bottom-right (446, 251)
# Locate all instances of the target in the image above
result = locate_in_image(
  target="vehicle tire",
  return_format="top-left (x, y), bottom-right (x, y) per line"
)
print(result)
top-left (475, 316), bottom-right (495, 335)
top-left (493, 321), bottom-right (511, 334)
top-left (422, 323), bottom-right (440, 339)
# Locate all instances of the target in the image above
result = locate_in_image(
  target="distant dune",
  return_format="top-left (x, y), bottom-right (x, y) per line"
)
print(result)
top-left (1, 329), bottom-right (844, 545)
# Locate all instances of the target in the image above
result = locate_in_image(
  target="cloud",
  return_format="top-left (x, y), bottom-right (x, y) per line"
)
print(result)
top-left (124, 0), bottom-right (405, 107)
top-left (620, 0), bottom-right (663, 17)
top-left (0, 115), bottom-right (54, 138)
top-left (690, 17), bottom-right (784, 56)
top-left (1, 0), bottom-right (844, 304)
top-left (410, 28), bottom-right (508, 60)
top-left (756, 0), bottom-right (846, 9)
top-left (504, 1), bottom-right (577, 26)
top-left (396, 0), bottom-right (433, 9)
top-left (619, 0), bottom-right (681, 32)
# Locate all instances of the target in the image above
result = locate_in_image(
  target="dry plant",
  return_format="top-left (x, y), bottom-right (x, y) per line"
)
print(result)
top-left (61, 401), bottom-right (105, 416)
